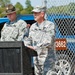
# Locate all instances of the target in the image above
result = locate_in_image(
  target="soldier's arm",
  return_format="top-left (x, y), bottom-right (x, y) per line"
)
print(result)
top-left (0, 23), bottom-right (7, 41)
top-left (36, 22), bottom-right (55, 49)
top-left (17, 20), bottom-right (28, 41)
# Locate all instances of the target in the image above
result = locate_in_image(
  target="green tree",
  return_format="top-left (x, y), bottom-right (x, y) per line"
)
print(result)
top-left (25, 0), bottom-right (31, 7)
top-left (0, 0), bottom-right (10, 7)
top-left (25, 0), bottom-right (33, 14)
top-left (15, 2), bottom-right (23, 14)
top-left (68, 3), bottom-right (75, 15)
top-left (0, 7), bottom-right (5, 17)
top-left (20, 10), bottom-right (27, 15)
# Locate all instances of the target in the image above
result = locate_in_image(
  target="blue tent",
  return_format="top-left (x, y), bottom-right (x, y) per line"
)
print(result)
top-left (0, 14), bottom-right (34, 23)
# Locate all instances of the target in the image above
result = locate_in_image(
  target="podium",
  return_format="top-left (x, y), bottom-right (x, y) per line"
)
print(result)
top-left (0, 41), bottom-right (37, 75)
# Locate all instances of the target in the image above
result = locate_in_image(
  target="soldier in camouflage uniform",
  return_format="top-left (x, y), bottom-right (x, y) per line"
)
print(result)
top-left (0, 4), bottom-right (28, 41)
top-left (24, 6), bottom-right (55, 75)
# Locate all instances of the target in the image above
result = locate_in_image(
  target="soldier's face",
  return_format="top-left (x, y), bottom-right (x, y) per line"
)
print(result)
top-left (33, 12), bottom-right (42, 21)
top-left (7, 12), bottom-right (16, 22)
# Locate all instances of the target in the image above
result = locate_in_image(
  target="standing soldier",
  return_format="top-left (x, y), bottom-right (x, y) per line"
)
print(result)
top-left (0, 4), bottom-right (28, 41)
top-left (24, 6), bottom-right (55, 75)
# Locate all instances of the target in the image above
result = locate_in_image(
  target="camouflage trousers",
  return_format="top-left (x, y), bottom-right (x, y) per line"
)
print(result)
top-left (33, 47), bottom-right (48, 75)
top-left (33, 48), bottom-right (56, 75)
top-left (33, 56), bottom-right (46, 75)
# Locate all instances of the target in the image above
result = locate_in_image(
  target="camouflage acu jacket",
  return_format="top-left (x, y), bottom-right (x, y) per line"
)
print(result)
top-left (24, 20), bottom-right (55, 75)
top-left (0, 19), bottom-right (28, 41)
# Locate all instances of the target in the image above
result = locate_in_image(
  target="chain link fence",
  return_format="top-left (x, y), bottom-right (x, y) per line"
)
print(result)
top-left (42, 0), bottom-right (75, 75)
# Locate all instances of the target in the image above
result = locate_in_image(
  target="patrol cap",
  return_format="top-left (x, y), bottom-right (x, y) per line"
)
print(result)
top-left (32, 6), bottom-right (46, 13)
top-left (4, 4), bottom-right (18, 14)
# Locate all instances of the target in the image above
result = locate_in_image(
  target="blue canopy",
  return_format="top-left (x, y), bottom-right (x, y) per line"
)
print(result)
top-left (0, 14), bottom-right (34, 23)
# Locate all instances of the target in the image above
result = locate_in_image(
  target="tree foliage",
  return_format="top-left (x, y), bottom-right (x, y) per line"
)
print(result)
top-left (47, 2), bottom-right (75, 16)
top-left (25, 0), bottom-right (33, 14)
top-left (15, 2), bottom-right (23, 14)
top-left (25, 0), bottom-right (31, 8)
top-left (15, 2), bottom-right (23, 11)
top-left (0, 0), bottom-right (10, 7)
top-left (20, 10), bottom-right (27, 15)
top-left (0, 1), bottom-right (75, 17)
top-left (68, 3), bottom-right (75, 15)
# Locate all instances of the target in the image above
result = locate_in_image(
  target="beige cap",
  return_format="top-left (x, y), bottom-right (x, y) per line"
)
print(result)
top-left (32, 6), bottom-right (46, 12)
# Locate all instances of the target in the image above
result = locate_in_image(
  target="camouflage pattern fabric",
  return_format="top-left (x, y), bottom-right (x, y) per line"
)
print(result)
top-left (24, 20), bottom-right (55, 75)
top-left (0, 19), bottom-right (28, 41)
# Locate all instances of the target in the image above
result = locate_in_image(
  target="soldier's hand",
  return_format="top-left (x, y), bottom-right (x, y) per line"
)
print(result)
top-left (27, 46), bottom-right (35, 50)
top-left (26, 24), bottom-right (31, 28)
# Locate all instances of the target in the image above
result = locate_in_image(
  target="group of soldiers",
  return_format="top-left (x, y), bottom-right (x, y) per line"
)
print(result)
top-left (0, 4), bottom-right (55, 75)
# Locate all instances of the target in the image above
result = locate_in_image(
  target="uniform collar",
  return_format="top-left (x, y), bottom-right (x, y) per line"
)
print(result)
top-left (36, 20), bottom-right (46, 29)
